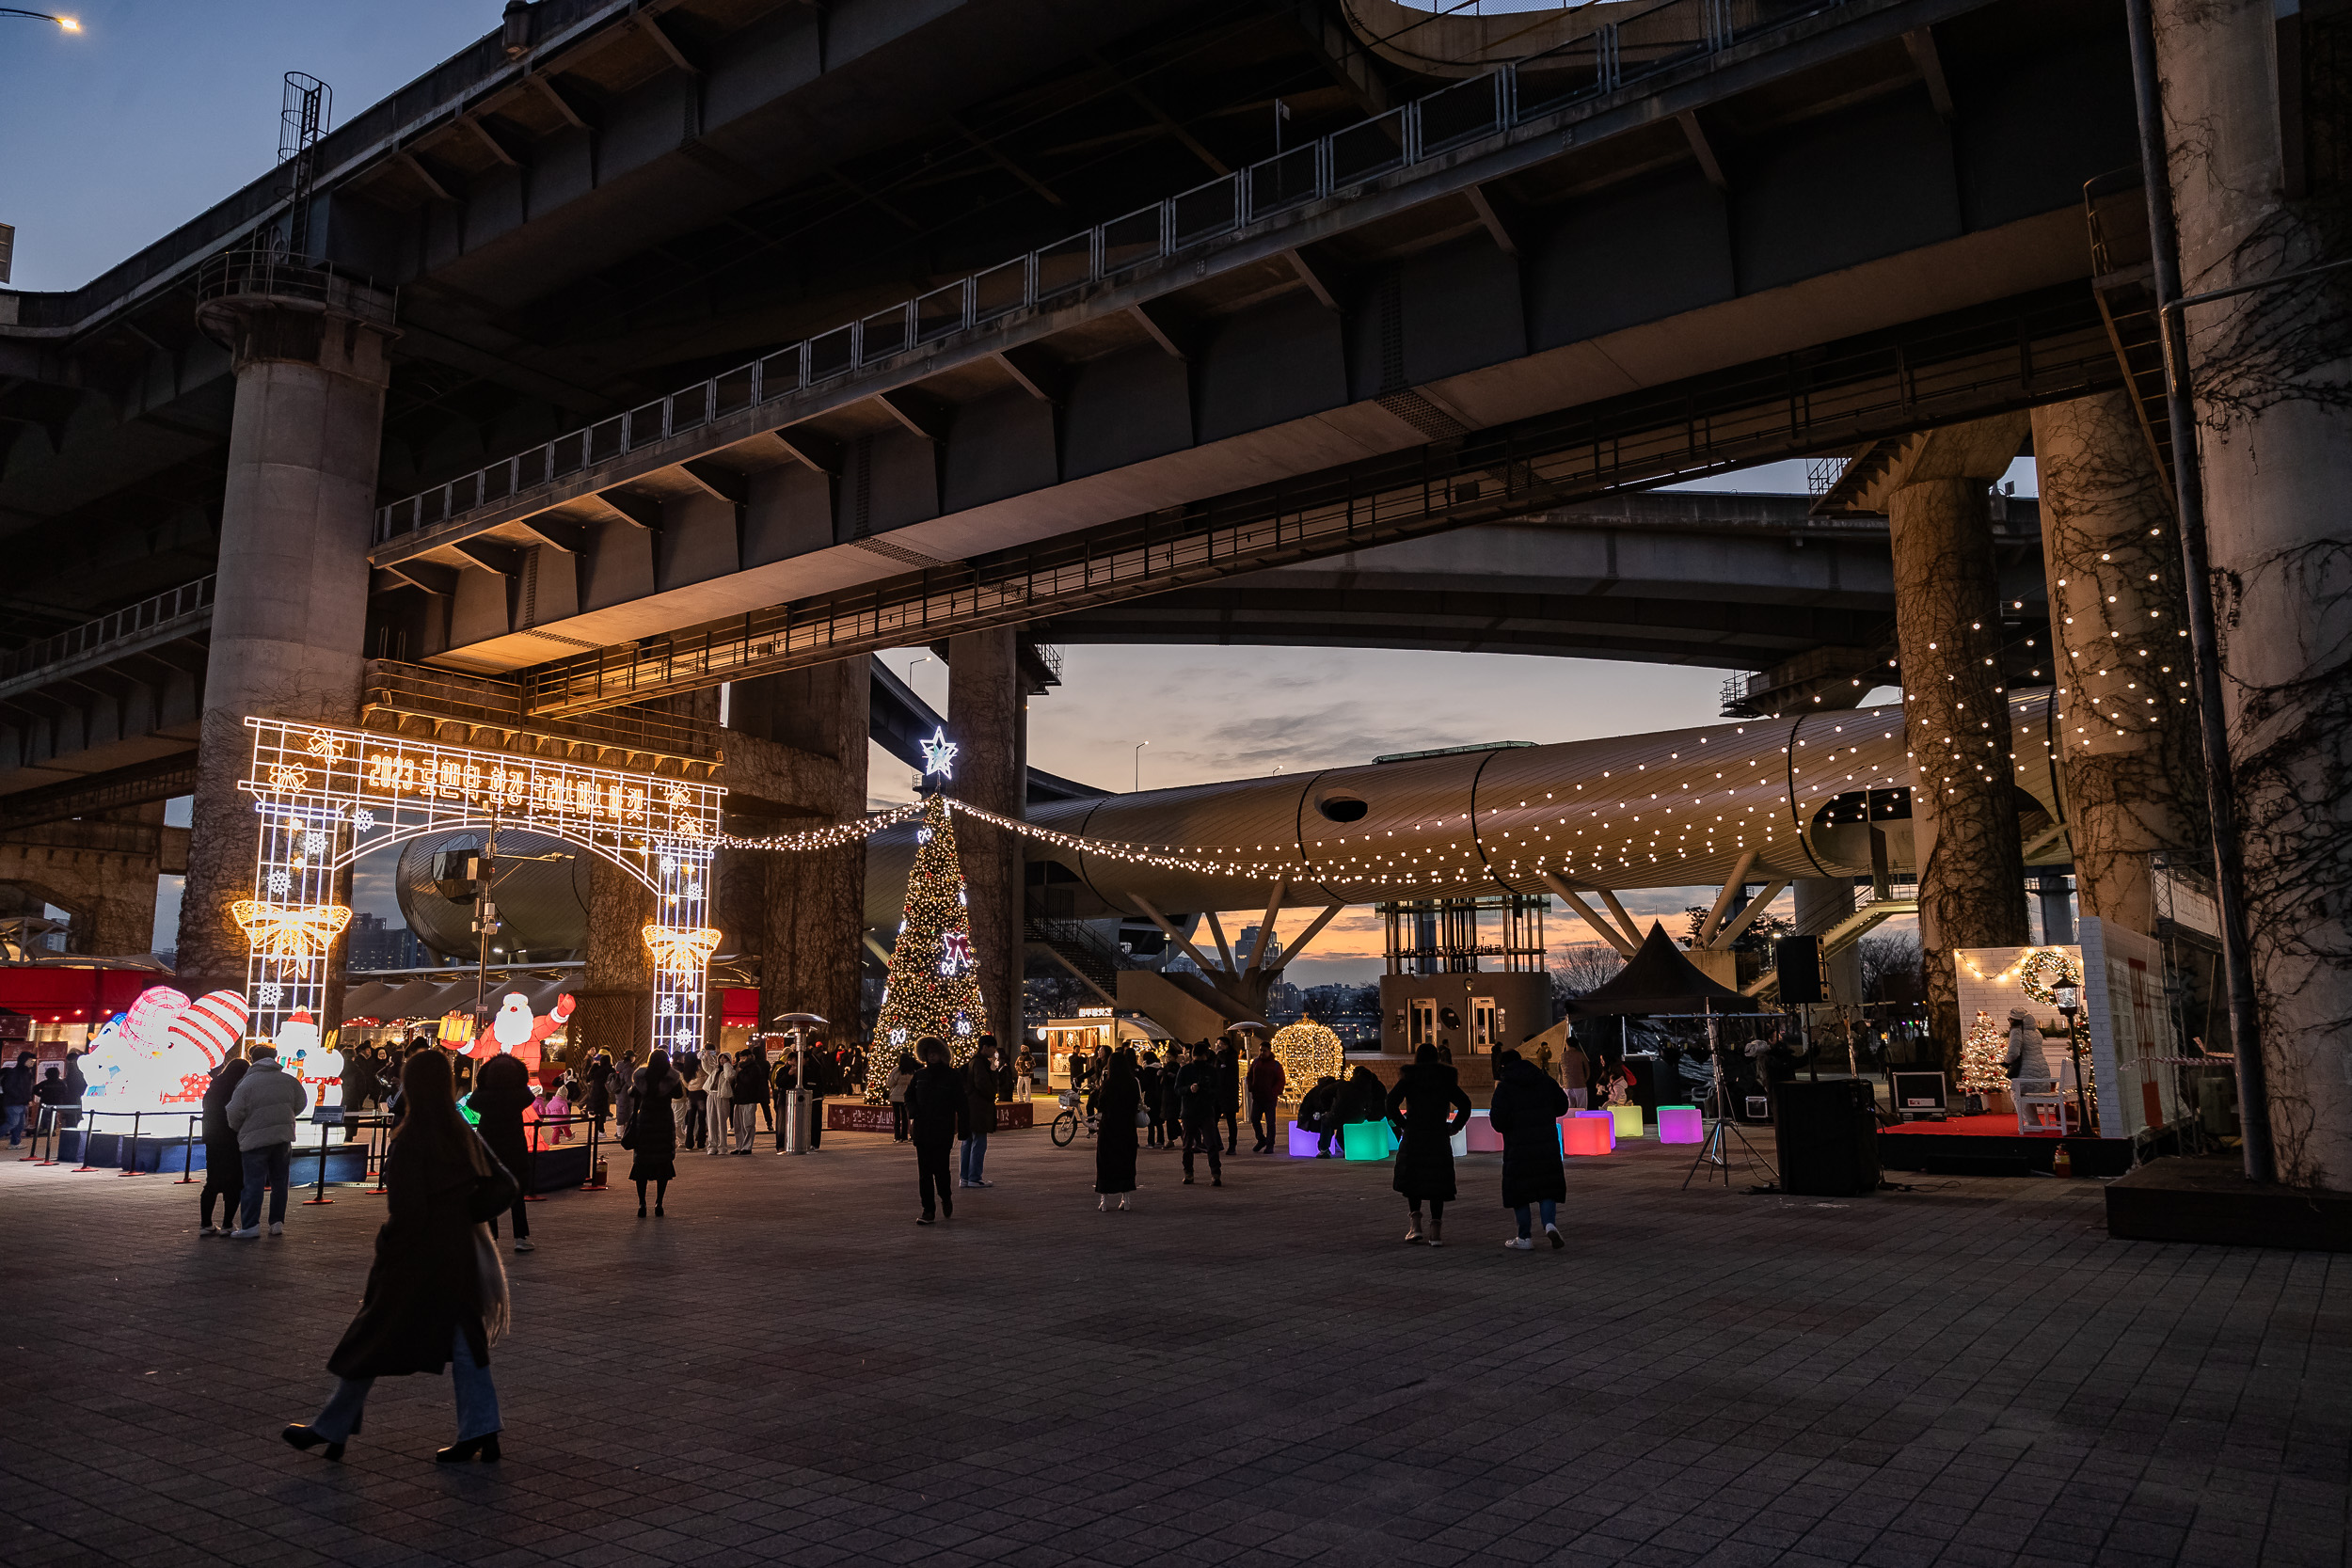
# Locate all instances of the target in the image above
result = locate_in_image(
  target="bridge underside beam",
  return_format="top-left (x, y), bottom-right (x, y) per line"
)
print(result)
top-left (517, 284), bottom-right (2119, 718)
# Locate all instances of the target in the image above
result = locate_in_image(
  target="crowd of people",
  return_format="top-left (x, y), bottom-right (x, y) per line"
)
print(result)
top-left (11, 1010), bottom-right (1630, 1468)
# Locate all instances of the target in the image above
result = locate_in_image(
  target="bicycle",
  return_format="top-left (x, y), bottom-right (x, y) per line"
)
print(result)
top-left (1051, 1090), bottom-right (1098, 1148)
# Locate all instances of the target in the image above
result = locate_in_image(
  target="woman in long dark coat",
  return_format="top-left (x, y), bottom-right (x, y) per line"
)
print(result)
top-left (198, 1059), bottom-right (248, 1235)
top-left (1385, 1045), bottom-right (1471, 1246)
top-left (1089, 1048), bottom-right (1141, 1211)
top-left (283, 1050), bottom-right (514, 1464)
top-left (628, 1050), bottom-right (683, 1217)
top-left (1488, 1047), bottom-right (1569, 1251)
top-left (470, 1052), bottom-right (536, 1252)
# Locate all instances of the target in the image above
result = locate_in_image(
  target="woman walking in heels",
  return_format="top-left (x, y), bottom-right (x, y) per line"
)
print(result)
top-left (281, 1050), bottom-right (516, 1465)
top-left (1089, 1048), bottom-right (1141, 1212)
top-left (627, 1049), bottom-right (684, 1216)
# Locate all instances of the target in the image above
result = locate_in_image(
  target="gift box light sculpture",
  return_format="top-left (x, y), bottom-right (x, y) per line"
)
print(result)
top-left (1658, 1105), bottom-right (1704, 1143)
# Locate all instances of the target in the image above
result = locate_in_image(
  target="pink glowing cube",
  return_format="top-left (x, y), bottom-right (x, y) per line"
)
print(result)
top-left (1657, 1105), bottom-right (1704, 1144)
top-left (1465, 1112), bottom-right (1504, 1152)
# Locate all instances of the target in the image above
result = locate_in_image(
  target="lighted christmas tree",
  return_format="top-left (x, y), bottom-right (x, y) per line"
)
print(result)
top-left (1958, 1009), bottom-right (2008, 1096)
top-left (867, 793), bottom-right (989, 1100)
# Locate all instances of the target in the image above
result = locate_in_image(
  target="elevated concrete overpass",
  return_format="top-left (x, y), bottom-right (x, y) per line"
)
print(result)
top-left (340, 0), bottom-right (2131, 708)
top-left (0, 488), bottom-right (2049, 810)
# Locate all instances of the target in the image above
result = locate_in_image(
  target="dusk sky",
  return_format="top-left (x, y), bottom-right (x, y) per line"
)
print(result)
top-left (9, 2), bottom-right (2020, 981)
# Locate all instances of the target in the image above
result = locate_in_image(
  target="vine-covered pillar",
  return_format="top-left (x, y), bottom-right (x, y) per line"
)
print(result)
top-left (729, 660), bottom-right (869, 1043)
top-left (2030, 392), bottom-right (2207, 935)
top-left (579, 855), bottom-right (656, 1069)
top-left (1856, 417), bottom-right (2034, 1079)
top-left (947, 629), bottom-right (1025, 1052)
top-left (2153, 0), bottom-right (2352, 1185)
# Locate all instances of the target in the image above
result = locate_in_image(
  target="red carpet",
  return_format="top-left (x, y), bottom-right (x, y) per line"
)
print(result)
top-left (1882, 1112), bottom-right (2069, 1139)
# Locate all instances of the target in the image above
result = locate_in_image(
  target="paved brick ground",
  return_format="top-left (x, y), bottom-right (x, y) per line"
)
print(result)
top-left (1, 1121), bottom-right (2344, 1568)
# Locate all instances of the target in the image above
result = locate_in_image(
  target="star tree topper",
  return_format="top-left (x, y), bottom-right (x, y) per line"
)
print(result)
top-left (919, 726), bottom-right (959, 782)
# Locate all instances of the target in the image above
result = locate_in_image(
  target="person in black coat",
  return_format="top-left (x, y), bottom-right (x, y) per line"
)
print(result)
top-left (904, 1037), bottom-right (969, 1224)
top-left (1089, 1047), bottom-right (1141, 1210)
top-left (283, 1049), bottom-right (516, 1465)
top-left (470, 1053), bottom-right (537, 1252)
top-left (1488, 1048), bottom-right (1569, 1250)
top-left (1214, 1037), bottom-right (1243, 1154)
top-left (1385, 1046), bottom-right (1471, 1245)
top-left (628, 1051), bottom-right (684, 1216)
top-left (581, 1053), bottom-right (614, 1139)
top-left (198, 1059), bottom-right (249, 1235)
top-left (1156, 1051), bottom-right (1185, 1148)
top-left (1296, 1074), bottom-right (1343, 1156)
top-left (1136, 1053), bottom-right (1165, 1147)
top-left (959, 1040), bottom-right (1000, 1189)
top-left (1176, 1041), bottom-right (1223, 1186)
top-left (729, 1045), bottom-right (771, 1154)
top-left (1331, 1064), bottom-right (1388, 1152)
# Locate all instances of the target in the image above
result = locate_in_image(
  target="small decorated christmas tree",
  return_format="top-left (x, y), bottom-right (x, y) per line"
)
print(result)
top-left (1958, 1009), bottom-right (2008, 1096)
top-left (867, 794), bottom-right (988, 1099)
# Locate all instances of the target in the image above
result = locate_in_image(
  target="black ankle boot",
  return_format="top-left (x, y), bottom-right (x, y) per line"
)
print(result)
top-left (282, 1424), bottom-right (344, 1462)
top-left (437, 1433), bottom-right (501, 1463)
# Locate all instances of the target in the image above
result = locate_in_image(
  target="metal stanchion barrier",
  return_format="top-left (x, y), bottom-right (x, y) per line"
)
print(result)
top-left (179, 1114), bottom-right (199, 1182)
top-left (71, 1108), bottom-right (103, 1172)
top-left (118, 1110), bottom-right (149, 1176)
top-left (369, 1115), bottom-right (389, 1195)
top-left (301, 1115), bottom-right (336, 1205)
top-left (19, 1103), bottom-right (48, 1164)
top-left (580, 1116), bottom-right (607, 1190)
top-left (34, 1104), bottom-right (61, 1166)
top-left (524, 1115), bottom-right (546, 1202)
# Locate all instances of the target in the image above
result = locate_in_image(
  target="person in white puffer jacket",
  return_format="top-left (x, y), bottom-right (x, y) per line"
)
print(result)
top-left (702, 1045), bottom-right (733, 1157)
top-left (225, 1046), bottom-right (311, 1238)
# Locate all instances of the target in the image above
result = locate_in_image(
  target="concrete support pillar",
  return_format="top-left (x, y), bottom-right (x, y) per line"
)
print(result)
top-left (1794, 878), bottom-right (1864, 1005)
top-left (177, 283), bottom-right (394, 998)
top-left (0, 813), bottom-right (179, 958)
top-left (2154, 0), bottom-right (2352, 1186)
top-left (729, 661), bottom-right (869, 1041)
top-left (947, 629), bottom-right (1024, 1051)
top-left (2030, 391), bottom-right (2206, 934)
top-left (1874, 418), bottom-right (2034, 1075)
top-left (577, 855), bottom-right (656, 1067)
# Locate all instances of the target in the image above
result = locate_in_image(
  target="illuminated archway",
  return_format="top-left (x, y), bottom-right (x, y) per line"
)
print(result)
top-left (237, 717), bottom-right (724, 1061)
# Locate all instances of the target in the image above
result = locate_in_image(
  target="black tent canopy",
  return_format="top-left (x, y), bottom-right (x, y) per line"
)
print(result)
top-left (1568, 924), bottom-right (1759, 1016)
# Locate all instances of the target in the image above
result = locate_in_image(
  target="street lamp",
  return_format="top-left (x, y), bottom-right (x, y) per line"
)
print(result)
top-left (2051, 979), bottom-right (2087, 1132)
top-left (1, 8), bottom-right (81, 28)
top-left (1134, 739), bottom-right (1148, 792)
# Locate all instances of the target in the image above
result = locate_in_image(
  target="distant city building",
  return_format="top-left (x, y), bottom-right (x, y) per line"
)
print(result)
top-left (1237, 926), bottom-right (1283, 966)
top-left (348, 912), bottom-right (425, 972)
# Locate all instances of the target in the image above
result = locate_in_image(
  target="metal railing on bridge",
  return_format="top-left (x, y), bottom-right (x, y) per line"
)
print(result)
top-left (373, 0), bottom-right (1852, 546)
top-left (0, 576), bottom-right (216, 687)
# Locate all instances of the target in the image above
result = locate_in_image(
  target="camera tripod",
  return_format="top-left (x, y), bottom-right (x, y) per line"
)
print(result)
top-left (1681, 1018), bottom-right (1779, 1191)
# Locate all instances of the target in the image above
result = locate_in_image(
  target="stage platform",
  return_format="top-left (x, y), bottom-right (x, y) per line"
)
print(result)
top-left (1876, 1113), bottom-right (2135, 1179)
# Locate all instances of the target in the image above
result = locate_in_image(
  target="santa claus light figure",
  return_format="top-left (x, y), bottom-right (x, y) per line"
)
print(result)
top-left (465, 992), bottom-right (576, 1074)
